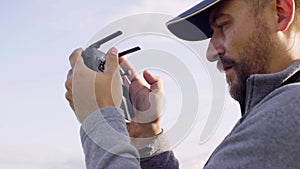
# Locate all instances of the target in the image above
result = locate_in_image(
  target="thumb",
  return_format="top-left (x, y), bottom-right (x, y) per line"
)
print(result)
top-left (105, 48), bottom-right (119, 75)
top-left (143, 70), bottom-right (163, 91)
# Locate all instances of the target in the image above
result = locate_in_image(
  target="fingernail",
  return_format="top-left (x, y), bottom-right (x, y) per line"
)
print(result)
top-left (110, 48), bottom-right (118, 56)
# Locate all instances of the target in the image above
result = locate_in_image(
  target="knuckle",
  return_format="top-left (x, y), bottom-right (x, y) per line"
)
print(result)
top-left (65, 79), bottom-right (72, 91)
top-left (65, 92), bottom-right (69, 99)
top-left (67, 69), bottom-right (73, 79)
top-left (69, 50), bottom-right (77, 61)
top-left (65, 91), bottom-right (72, 101)
top-left (69, 48), bottom-right (82, 66)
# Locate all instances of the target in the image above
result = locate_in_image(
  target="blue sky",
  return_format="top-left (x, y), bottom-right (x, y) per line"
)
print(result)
top-left (0, 0), bottom-right (241, 168)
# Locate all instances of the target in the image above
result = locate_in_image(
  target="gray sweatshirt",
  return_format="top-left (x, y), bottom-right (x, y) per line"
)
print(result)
top-left (80, 60), bottom-right (300, 169)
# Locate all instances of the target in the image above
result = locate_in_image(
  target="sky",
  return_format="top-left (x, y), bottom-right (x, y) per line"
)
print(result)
top-left (0, 0), bottom-right (241, 168)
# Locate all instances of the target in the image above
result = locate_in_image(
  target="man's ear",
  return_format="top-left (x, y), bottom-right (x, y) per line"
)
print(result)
top-left (276, 0), bottom-right (295, 31)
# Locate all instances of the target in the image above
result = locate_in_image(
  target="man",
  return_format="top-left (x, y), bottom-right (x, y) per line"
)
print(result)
top-left (65, 0), bottom-right (300, 168)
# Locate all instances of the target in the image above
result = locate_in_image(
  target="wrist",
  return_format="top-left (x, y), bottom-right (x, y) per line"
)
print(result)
top-left (145, 123), bottom-right (163, 137)
top-left (128, 122), bottom-right (162, 138)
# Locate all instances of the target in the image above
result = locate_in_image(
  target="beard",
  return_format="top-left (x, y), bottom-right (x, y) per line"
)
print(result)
top-left (223, 20), bottom-right (280, 112)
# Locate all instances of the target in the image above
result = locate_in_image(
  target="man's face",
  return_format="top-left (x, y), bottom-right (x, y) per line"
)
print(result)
top-left (206, 0), bottom-right (281, 105)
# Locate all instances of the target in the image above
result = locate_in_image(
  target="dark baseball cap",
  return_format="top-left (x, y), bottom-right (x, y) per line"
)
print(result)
top-left (166, 0), bottom-right (222, 41)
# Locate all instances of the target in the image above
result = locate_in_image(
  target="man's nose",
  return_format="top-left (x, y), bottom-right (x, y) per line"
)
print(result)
top-left (206, 39), bottom-right (225, 62)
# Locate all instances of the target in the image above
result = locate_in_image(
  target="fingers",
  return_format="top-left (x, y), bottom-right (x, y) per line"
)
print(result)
top-left (69, 48), bottom-right (83, 68)
top-left (120, 61), bottom-right (162, 90)
top-left (65, 69), bottom-right (74, 110)
top-left (104, 48), bottom-right (119, 75)
top-left (70, 47), bottom-right (118, 74)
top-left (66, 48), bottom-right (83, 111)
top-left (119, 57), bottom-right (139, 81)
top-left (66, 48), bottom-right (83, 103)
top-left (143, 70), bottom-right (163, 91)
top-left (65, 69), bottom-right (73, 91)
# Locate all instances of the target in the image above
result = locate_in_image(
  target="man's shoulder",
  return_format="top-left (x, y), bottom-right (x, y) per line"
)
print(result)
top-left (263, 82), bottom-right (300, 108)
top-left (206, 82), bottom-right (300, 169)
top-left (245, 82), bottom-right (300, 128)
top-left (233, 83), bottom-right (300, 145)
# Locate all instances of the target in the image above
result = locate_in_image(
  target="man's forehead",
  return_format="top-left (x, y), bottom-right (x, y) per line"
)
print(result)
top-left (209, 0), bottom-right (248, 22)
top-left (209, 0), bottom-right (233, 17)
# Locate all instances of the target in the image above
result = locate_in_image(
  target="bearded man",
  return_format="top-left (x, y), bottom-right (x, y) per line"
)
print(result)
top-left (65, 0), bottom-right (300, 168)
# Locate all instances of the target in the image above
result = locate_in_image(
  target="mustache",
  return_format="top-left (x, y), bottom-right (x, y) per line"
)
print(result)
top-left (217, 56), bottom-right (237, 72)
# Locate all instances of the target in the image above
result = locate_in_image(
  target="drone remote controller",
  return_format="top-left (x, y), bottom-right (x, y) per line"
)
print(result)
top-left (82, 31), bottom-right (140, 123)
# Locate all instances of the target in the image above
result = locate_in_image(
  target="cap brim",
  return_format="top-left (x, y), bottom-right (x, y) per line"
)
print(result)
top-left (166, 0), bottom-right (221, 41)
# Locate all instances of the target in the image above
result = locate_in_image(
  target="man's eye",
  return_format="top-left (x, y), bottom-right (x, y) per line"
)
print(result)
top-left (217, 22), bottom-right (228, 29)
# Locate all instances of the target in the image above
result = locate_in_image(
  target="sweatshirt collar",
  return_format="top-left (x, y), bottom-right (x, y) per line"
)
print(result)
top-left (244, 60), bottom-right (300, 114)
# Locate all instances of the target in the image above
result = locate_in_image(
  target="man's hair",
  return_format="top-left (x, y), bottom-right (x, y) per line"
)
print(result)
top-left (246, 0), bottom-right (300, 29)
top-left (295, 0), bottom-right (300, 29)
